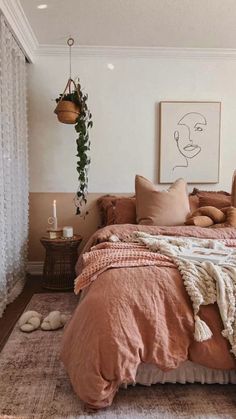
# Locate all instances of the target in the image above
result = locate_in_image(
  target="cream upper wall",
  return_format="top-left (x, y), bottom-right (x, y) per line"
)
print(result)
top-left (28, 54), bottom-right (236, 193)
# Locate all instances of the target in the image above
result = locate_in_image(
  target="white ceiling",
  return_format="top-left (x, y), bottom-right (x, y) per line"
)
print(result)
top-left (18, 0), bottom-right (236, 48)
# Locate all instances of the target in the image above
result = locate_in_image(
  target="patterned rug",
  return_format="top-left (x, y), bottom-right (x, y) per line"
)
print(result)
top-left (0, 293), bottom-right (235, 419)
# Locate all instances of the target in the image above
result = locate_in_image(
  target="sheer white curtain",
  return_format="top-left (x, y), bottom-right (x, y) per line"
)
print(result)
top-left (0, 14), bottom-right (29, 317)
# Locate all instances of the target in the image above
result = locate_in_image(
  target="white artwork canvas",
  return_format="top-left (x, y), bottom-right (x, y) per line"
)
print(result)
top-left (159, 101), bottom-right (221, 183)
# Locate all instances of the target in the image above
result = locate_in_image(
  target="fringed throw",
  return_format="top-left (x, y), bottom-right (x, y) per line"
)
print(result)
top-left (132, 232), bottom-right (236, 357)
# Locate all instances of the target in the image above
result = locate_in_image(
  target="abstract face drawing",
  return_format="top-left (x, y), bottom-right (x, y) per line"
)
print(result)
top-left (173, 112), bottom-right (207, 170)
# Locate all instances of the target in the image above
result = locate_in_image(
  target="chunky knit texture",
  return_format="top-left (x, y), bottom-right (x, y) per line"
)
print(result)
top-left (74, 241), bottom-right (174, 292)
top-left (134, 232), bottom-right (236, 356)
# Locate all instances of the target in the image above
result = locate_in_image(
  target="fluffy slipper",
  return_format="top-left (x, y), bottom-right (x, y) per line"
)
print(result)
top-left (19, 310), bottom-right (42, 332)
top-left (41, 311), bottom-right (68, 331)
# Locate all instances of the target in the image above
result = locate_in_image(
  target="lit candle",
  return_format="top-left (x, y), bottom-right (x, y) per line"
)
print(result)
top-left (53, 200), bottom-right (57, 218)
top-left (53, 200), bottom-right (58, 229)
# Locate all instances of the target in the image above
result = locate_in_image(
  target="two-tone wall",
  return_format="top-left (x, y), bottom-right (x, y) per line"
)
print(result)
top-left (28, 51), bottom-right (236, 264)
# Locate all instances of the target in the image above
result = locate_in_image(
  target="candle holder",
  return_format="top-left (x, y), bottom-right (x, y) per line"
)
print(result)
top-left (47, 216), bottom-right (63, 239)
top-left (48, 216), bottom-right (58, 230)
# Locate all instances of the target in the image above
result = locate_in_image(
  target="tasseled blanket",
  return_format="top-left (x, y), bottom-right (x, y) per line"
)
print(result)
top-left (132, 232), bottom-right (236, 357)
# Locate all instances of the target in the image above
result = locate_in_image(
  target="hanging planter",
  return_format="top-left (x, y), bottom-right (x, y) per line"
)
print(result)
top-left (54, 38), bottom-right (93, 215)
top-left (54, 78), bottom-right (80, 124)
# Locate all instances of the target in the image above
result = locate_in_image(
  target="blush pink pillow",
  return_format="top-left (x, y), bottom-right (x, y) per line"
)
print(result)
top-left (199, 195), bottom-right (231, 209)
top-left (135, 175), bottom-right (190, 226)
top-left (189, 195), bottom-right (200, 212)
top-left (97, 195), bottom-right (136, 226)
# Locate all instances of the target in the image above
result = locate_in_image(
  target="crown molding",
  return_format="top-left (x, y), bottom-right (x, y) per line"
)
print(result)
top-left (36, 44), bottom-right (236, 60)
top-left (0, 0), bottom-right (38, 62)
top-left (0, 2), bottom-right (236, 62)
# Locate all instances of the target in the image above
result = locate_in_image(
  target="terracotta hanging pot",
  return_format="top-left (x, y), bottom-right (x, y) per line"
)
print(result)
top-left (54, 100), bottom-right (80, 124)
top-left (54, 78), bottom-right (80, 124)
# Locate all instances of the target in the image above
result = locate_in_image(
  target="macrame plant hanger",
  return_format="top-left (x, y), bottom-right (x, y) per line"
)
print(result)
top-left (68, 36), bottom-right (74, 80)
top-left (54, 37), bottom-right (80, 124)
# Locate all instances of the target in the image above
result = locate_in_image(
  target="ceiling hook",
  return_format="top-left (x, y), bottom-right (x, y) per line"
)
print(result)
top-left (67, 37), bottom-right (75, 47)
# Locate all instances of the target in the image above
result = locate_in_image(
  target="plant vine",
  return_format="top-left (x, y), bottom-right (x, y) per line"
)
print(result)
top-left (74, 81), bottom-right (93, 215)
top-left (55, 78), bottom-right (93, 215)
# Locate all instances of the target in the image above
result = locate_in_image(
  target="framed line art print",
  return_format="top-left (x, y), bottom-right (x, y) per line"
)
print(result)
top-left (159, 101), bottom-right (221, 183)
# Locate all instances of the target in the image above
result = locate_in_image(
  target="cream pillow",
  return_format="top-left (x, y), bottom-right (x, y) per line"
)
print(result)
top-left (135, 175), bottom-right (190, 226)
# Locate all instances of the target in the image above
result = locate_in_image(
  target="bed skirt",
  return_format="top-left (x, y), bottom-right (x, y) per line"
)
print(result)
top-left (132, 361), bottom-right (236, 385)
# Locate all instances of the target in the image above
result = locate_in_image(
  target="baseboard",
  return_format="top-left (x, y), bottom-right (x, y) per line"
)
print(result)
top-left (27, 261), bottom-right (43, 276)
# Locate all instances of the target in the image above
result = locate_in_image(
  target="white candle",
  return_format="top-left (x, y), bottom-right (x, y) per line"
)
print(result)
top-left (63, 226), bottom-right (73, 238)
top-left (53, 200), bottom-right (58, 229)
top-left (53, 200), bottom-right (57, 218)
top-left (54, 217), bottom-right (58, 230)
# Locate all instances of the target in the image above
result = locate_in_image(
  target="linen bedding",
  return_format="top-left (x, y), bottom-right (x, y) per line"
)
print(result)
top-left (61, 224), bottom-right (236, 409)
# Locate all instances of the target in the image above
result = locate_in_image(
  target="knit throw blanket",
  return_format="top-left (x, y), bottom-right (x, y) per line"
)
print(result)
top-left (74, 233), bottom-right (236, 357)
top-left (132, 232), bottom-right (236, 357)
top-left (75, 241), bottom-right (175, 292)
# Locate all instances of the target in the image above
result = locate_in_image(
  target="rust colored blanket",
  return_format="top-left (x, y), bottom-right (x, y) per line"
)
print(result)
top-left (61, 225), bottom-right (236, 409)
top-left (74, 241), bottom-right (175, 292)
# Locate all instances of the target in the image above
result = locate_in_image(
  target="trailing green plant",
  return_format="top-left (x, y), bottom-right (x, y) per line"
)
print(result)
top-left (55, 78), bottom-right (93, 215)
top-left (55, 90), bottom-right (82, 107)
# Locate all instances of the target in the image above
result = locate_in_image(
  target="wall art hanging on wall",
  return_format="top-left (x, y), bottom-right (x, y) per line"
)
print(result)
top-left (159, 101), bottom-right (221, 183)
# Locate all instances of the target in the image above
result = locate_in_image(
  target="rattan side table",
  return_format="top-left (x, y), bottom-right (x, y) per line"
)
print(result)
top-left (40, 235), bottom-right (82, 290)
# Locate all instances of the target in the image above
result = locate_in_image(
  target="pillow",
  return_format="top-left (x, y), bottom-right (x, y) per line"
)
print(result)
top-left (135, 175), bottom-right (190, 226)
top-left (97, 195), bottom-right (136, 226)
top-left (199, 195), bottom-right (231, 209)
top-left (97, 195), bottom-right (116, 226)
top-left (190, 188), bottom-right (231, 198)
top-left (211, 206), bottom-right (236, 228)
top-left (226, 206), bottom-right (236, 227)
top-left (186, 205), bottom-right (236, 229)
top-left (231, 170), bottom-right (236, 207)
top-left (97, 193), bottom-right (197, 227)
top-left (114, 198), bottom-right (136, 224)
top-left (185, 215), bottom-right (214, 227)
top-left (190, 188), bottom-right (231, 209)
top-left (190, 206), bottom-right (226, 223)
top-left (189, 195), bottom-right (200, 212)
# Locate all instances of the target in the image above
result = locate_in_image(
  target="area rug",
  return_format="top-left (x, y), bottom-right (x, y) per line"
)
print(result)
top-left (0, 293), bottom-right (235, 419)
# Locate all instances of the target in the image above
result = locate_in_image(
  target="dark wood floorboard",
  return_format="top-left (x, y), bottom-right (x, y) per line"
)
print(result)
top-left (0, 275), bottom-right (67, 352)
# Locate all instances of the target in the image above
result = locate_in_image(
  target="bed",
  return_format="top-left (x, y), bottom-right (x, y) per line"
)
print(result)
top-left (61, 179), bottom-right (236, 410)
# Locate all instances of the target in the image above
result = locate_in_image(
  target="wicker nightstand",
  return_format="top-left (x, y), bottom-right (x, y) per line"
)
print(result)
top-left (40, 235), bottom-right (82, 290)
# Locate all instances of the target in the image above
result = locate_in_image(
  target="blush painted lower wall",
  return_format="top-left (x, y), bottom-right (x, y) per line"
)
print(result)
top-left (28, 192), bottom-right (102, 262)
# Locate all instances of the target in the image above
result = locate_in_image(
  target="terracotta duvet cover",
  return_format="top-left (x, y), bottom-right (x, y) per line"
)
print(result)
top-left (61, 224), bottom-right (236, 409)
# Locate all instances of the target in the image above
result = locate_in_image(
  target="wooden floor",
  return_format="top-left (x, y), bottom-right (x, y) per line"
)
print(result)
top-left (0, 275), bottom-right (55, 352)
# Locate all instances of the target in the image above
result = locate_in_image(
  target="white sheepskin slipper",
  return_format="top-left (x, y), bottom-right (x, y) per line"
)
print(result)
top-left (41, 311), bottom-right (68, 331)
top-left (19, 310), bottom-right (42, 333)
